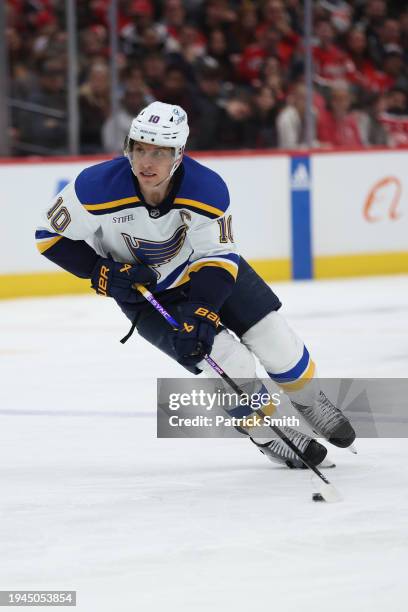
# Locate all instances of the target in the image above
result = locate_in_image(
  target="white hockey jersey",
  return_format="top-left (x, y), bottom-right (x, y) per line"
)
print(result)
top-left (36, 155), bottom-right (239, 293)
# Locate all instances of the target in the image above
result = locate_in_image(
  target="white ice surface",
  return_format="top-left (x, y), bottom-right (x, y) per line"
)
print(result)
top-left (0, 275), bottom-right (407, 611)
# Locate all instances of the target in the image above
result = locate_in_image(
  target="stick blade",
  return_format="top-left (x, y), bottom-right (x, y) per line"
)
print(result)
top-left (311, 475), bottom-right (343, 503)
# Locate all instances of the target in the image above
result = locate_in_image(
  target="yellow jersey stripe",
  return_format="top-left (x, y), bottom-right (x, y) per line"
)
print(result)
top-left (174, 198), bottom-right (224, 218)
top-left (36, 235), bottom-right (63, 253)
top-left (278, 360), bottom-right (316, 391)
top-left (83, 196), bottom-right (141, 211)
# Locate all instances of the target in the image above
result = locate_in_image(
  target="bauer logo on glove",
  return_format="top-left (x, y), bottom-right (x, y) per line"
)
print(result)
top-left (97, 265), bottom-right (110, 296)
top-left (193, 307), bottom-right (220, 327)
top-left (173, 302), bottom-right (220, 367)
top-left (91, 256), bottom-right (157, 304)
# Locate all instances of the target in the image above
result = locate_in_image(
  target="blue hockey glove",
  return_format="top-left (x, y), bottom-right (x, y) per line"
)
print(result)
top-left (172, 302), bottom-right (220, 367)
top-left (91, 256), bottom-right (156, 303)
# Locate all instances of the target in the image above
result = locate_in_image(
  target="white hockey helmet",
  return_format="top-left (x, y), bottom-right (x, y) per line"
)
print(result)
top-left (125, 101), bottom-right (189, 180)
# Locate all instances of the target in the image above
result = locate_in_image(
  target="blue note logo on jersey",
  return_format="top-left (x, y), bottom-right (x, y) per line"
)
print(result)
top-left (122, 225), bottom-right (187, 277)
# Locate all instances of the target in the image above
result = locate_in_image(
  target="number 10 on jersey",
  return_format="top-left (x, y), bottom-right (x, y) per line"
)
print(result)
top-left (217, 215), bottom-right (234, 243)
top-left (47, 197), bottom-right (71, 232)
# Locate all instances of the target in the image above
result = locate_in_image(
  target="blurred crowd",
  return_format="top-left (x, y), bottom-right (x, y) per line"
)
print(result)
top-left (5, 0), bottom-right (408, 155)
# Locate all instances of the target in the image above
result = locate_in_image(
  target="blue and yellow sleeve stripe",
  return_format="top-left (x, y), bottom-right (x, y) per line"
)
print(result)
top-left (35, 230), bottom-right (63, 253)
top-left (268, 346), bottom-right (316, 391)
top-left (82, 196), bottom-right (142, 215)
top-left (173, 198), bottom-right (225, 220)
top-left (173, 253), bottom-right (240, 287)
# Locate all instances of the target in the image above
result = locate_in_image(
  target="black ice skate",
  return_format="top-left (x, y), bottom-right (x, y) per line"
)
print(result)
top-left (292, 390), bottom-right (356, 448)
top-left (251, 426), bottom-right (327, 469)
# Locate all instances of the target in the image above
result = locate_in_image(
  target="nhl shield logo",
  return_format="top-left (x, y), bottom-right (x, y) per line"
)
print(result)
top-left (150, 209), bottom-right (160, 218)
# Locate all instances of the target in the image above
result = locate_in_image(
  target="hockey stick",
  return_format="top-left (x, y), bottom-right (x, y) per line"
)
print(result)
top-left (135, 284), bottom-right (342, 503)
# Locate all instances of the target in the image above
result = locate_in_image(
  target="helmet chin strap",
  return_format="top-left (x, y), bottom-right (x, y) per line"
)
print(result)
top-left (146, 154), bottom-right (183, 189)
top-left (153, 173), bottom-right (172, 189)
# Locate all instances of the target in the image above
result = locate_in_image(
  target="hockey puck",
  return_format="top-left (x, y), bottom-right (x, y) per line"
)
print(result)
top-left (312, 493), bottom-right (325, 502)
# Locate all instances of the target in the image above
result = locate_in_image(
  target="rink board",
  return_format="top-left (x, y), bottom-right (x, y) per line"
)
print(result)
top-left (312, 149), bottom-right (408, 278)
top-left (0, 148), bottom-right (407, 298)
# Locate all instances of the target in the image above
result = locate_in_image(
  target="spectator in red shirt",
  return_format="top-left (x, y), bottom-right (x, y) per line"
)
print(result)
top-left (317, 82), bottom-right (364, 147)
top-left (313, 19), bottom-right (353, 88)
top-left (238, 25), bottom-right (297, 86)
top-left (256, 0), bottom-right (299, 48)
top-left (345, 28), bottom-right (393, 97)
top-left (377, 88), bottom-right (408, 147)
top-left (257, 0), bottom-right (300, 67)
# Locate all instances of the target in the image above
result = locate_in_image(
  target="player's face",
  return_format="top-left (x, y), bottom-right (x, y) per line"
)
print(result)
top-left (131, 142), bottom-right (175, 187)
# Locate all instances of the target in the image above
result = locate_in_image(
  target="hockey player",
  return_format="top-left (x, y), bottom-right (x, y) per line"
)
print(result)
top-left (36, 101), bottom-right (355, 468)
